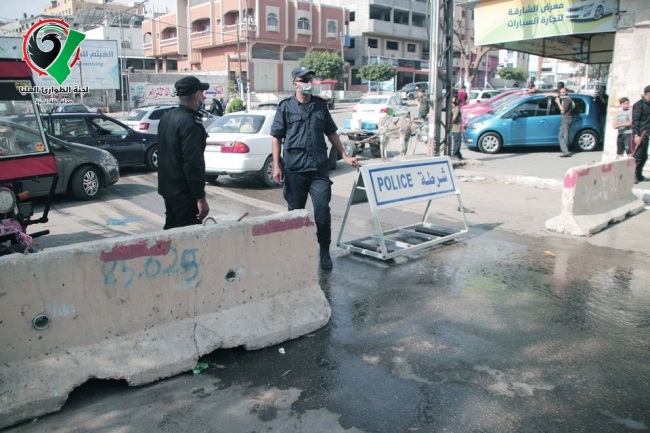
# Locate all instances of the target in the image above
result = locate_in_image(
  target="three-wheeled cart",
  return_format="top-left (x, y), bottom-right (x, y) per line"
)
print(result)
top-left (339, 115), bottom-right (403, 158)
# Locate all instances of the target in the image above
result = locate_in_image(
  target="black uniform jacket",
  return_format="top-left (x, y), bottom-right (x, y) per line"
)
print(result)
top-left (157, 104), bottom-right (208, 201)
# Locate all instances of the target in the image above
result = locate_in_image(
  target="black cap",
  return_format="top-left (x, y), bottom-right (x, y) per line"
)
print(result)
top-left (175, 76), bottom-right (210, 96)
top-left (644, 85), bottom-right (650, 94)
top-left (291, 66), bottom-right (314, 81)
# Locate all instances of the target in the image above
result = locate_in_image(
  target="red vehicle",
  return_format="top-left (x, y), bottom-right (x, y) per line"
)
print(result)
top-left (461, 90), bottom-right (526, 130)
top-left (0, 59), bottom-right (58, 255)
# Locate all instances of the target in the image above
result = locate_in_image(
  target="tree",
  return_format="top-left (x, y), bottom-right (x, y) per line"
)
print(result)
top-left (453, 19), bottom-right (492, 94)
top-left (496, 66), bottom-right (528, 82)
top-left (357, 64), bottom-right (397, 93)
top-left (299, 51), bottom-right (344, 79)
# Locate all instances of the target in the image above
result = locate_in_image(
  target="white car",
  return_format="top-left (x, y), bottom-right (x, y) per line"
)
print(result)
top-left (204, 111), bottom-right (339, 187)
top-left (352, 95), bottom-right (410, 127)
top-left (467, 89), bottom-right (503, 105)
top-left (122, 105), bottom-right (217, 135)
top-left (566, 0), bottom-right (615, 21)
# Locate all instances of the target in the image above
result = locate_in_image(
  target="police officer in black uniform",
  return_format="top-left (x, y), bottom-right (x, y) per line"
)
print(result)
top-left (158, 76), bottom-right (210, 229)
top-left (271, 66), bottom-right (360, 270)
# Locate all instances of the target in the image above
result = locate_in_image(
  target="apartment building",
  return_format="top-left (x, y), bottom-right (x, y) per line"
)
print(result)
top-left (142, 0), bottom-right (349, 92)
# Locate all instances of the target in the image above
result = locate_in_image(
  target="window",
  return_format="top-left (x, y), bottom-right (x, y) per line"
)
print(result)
top-left (267, 13), bottom-right (278, 28)
top-left (349, 37), bottom-right (355, 48)
top-left (368, 38), bottom-right (378, 48)
top-left (386, 40), bottom-right (398, 51)
top-left (327, 20), bottom-right (337, 36)
top-left (51, 118), bottom-right (90, 138)
top-left (90, 118), bottom-right (128, 136)
top-left (298, 17), bottom-right (310, 30)
top-left (407, 43), bottom-right (416, 53)
top-left (350, 11), bottom-right (355, 22)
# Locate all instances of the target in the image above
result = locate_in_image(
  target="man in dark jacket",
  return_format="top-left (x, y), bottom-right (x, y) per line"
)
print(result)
top-left (157, 76), bottom-right (210, 229)
top-left (632, 85), bottom-right (650, 184)
top-left (270, 66), bottom-right (359, 270)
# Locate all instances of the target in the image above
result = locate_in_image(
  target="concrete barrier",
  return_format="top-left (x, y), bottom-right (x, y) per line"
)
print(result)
top-left (545, 158), bottom-right (645, 236)
top-left (0, 210), bottom-right (330, 429)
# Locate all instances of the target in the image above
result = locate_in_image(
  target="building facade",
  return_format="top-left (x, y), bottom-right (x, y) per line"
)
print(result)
top-left (142, 0), bottom-right (349, 92)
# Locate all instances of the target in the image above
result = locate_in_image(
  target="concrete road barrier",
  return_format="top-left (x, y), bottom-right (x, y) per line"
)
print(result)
top-left (0, 210), bottom-right (330, 429)
top-left (546, 158), bottom-right (645, 236)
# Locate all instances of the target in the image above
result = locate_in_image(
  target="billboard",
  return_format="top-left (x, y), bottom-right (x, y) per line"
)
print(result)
top-left (475, 0), bottom-right (617, 46)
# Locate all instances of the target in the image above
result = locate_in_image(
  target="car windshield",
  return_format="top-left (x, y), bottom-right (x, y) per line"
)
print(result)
top-left (124, 110), bottom-right (147, 121)
top-left (402, 84), bottom-right (416, 91)
top-left (207, 114), bottom-right (266, 134)
top-left (486, 93), bottom-right (520, 108)
top-left (359, 98), bottom-right (388, 105)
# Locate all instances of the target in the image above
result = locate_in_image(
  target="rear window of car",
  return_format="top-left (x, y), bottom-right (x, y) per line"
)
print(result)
top-left (51, 117), bottom-right (90, 137)
top-left (124, 110), bottom-right (147, 121)
top-left (360, 98), bottom-right (388, 105)
top-left (207, 114), bottom-right (266, 134)
top-left (148, 108), bottom-right (171, 120)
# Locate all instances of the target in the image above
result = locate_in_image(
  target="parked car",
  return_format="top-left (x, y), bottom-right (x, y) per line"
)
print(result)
top-left (463, 94), bottom-right (601, 154)
top-left (467, 89), bottom-right (504, 105)
top-left (352, 95), bottom-right (410, 126)
top-left (13, 113), bottom-right (158, 170)
top-left (398, 82), bottom-right (429, 100)
top-left (0, 120), bottom-right (119, 200)
top-left (51, 104), bottom-right (100, 113)
top-left (122, 105), bottom-right (217, 134)
top-left (566, 0), bottom-right (615, 21)
top-left (461, 90), bottom-right (526, 129)
top-left (204, 111), bottom-right (339, 187)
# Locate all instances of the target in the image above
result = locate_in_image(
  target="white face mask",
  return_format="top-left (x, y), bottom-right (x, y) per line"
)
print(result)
top-left (296, 82), bottom-right (313, 96)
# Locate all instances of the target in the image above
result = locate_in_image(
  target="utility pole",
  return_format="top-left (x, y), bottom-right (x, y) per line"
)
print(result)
top-left (119, 11), bottom-right (125, 112)
top-left (245, 0), bottom-right (251, 111)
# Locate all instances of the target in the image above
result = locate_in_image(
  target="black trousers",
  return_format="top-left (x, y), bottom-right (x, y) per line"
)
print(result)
top-left (283, 170), bottom-right (332, 248)
top-left (617, 133), bottom-right (631, 155)
top-left (163, 196), bottom-right (201, 230)
top-left (634, 136), bottom-right (649, 180)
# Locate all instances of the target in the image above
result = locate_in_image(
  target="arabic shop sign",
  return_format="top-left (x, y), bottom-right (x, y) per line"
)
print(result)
top-left (364, 158), bottom-right (458, 210)
top-left (475, 0), bottom-right (617, 46)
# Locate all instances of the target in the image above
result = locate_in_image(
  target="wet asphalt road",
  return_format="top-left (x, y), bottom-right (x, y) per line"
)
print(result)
top-left (6, 204), bottom-right (650, 432)
top-left (4, 106), bottom-right (650, 432)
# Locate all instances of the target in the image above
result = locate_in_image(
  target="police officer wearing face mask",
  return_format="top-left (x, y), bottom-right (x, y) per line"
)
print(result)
top-left (157, 76), bottom-right (210, 229)
top-left (271, 66), bottom-right (360, 270)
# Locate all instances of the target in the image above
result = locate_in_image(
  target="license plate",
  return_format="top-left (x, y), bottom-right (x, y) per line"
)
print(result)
top-left (205, 144), bottom-right (221, 152)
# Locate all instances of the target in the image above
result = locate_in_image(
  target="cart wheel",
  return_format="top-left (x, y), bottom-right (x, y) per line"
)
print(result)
top-left (370, 146), bottom-right (381, 158)
top-left (343, 141), bottom-right (357, 157)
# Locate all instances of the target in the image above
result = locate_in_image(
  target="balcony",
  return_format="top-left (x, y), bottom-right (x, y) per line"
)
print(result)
top-left (367, 20), bottom-right (428, 41)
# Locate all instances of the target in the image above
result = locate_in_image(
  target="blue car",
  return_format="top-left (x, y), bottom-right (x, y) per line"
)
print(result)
top-left (463, 93), bottom-right (602, 154)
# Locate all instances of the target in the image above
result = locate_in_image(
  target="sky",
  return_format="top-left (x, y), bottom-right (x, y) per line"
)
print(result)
top-left (0, 0), bottom-right (178, 22)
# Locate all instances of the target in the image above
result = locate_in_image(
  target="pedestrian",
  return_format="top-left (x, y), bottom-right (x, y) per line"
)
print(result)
top-left (209, 97), bottom-right (224, 116)
top-left (399, 117), bottom-right (414, 156)
top-left (457, 86), bottom-right (467, 106)
top-left (417, 87), bottom-right (430, 120)
top-left (555, 86), bottom-right (573, 157)
top-left (157, 76), bottom-right (210, 229)
top-left (451, 98), bottom-right (463, 160)
top-left (270, 66), bottom-right (360, 270)
top-left (594, 85), bottom-right (609, 129)
top-left (631, 85), bottom-right (650, 184)
top-left (613, 97), bottom-right (632, 156)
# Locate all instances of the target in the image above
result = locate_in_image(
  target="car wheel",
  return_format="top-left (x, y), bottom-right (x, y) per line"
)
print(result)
top-left (478, 132), bottom-right (502, 154)
top-left (574, 130), bottom-right (598, 152)
top-left (71, 166), bottom-right (101, 200)
top-left (329, 148), bottom-right (338, 170)
top-left (342, 140), bottom-right (357, 157)
top-left (260, 156), bottom-right (278, 187)
top-left (594, 5), bottom-right (604, 19)
top-left (145, 145), bottom-right (158, 170)
top-left (206, 175), bottom-right (219, 184)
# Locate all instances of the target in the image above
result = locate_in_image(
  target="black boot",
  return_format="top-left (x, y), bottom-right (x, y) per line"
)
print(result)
top-left (319, 246), bottom-right (333, 270)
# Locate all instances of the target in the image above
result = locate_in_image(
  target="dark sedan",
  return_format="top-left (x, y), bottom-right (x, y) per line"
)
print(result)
top-left (13, 113), bottom-right (158, 170)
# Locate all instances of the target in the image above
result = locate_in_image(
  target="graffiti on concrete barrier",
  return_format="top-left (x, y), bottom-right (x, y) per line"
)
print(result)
top-left (100, 246), bottom-right (200, 288)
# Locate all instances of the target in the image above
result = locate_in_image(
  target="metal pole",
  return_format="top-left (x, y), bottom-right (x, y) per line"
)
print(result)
top-left (119, 12), bottom-right (125, 113)
top-left (245, 0), bottom-right (251, 111)
top-left (428, 0), bottom-right (439, 157)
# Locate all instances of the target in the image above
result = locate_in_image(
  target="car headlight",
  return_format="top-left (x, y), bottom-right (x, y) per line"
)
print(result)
top-left (101, 151), bottom-right (119, 171)
top-left (465, 121), bottom-right (484, 130)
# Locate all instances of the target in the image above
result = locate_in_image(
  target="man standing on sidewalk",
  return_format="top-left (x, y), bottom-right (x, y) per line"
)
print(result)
top-left (632, 85), bottom-right (650, 184)
top-left (555, 87), bottom-right (573, 157)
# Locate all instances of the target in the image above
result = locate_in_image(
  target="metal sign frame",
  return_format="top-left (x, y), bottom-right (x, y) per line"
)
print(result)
top-left (337, 157), bottom-right (469, 260)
